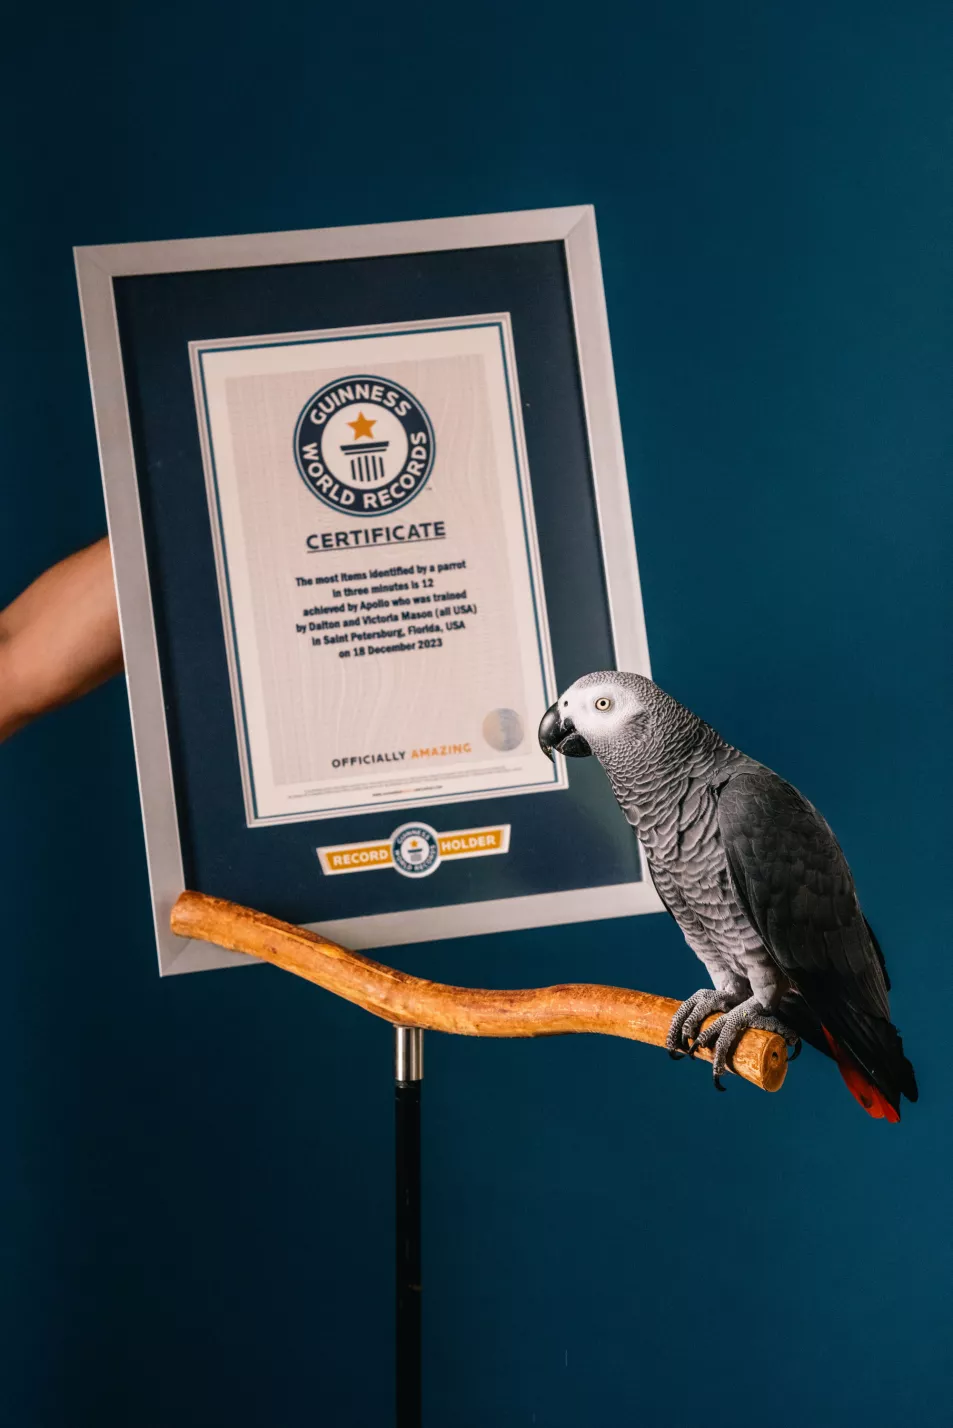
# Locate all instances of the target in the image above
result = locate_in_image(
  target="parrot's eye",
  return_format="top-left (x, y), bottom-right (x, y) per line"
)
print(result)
top-left (594, 697), bottom-right (612, 711)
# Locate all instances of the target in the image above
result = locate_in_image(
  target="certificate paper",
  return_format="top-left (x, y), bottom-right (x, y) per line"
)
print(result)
top-left (192, 314), bottom-right (565, 826)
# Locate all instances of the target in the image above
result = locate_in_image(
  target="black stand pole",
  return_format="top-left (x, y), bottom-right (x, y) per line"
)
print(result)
top-left (395, 1026), bottom-right (423, 1428)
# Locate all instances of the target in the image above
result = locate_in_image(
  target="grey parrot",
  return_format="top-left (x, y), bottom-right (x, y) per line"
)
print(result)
top-left (538, 671), bottom-right (917, 1121)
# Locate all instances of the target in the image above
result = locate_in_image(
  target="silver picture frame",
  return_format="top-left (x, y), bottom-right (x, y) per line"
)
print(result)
top-left (75, 205), bottom-right (662, 975)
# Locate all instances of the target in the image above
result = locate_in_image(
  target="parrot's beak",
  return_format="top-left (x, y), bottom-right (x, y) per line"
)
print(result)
top-left (538, 703), bottom-right (592, 761)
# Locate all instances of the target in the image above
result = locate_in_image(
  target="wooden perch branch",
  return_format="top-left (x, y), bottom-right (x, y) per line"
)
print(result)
top-left (170, 891), bottom-right (787, 1093)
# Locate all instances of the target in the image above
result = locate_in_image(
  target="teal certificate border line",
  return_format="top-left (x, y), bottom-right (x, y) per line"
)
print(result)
top-left (195, 316), bottom-right (561, 827)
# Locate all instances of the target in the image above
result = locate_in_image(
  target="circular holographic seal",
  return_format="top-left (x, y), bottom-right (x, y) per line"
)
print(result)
top-left (482, 708), bottom-right (524, 752)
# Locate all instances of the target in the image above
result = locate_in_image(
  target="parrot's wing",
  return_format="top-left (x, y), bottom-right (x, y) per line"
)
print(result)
top-left (716, 764), bottom-right (917, 1111)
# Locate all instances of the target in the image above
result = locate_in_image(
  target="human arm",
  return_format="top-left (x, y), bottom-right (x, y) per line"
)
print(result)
top-left (0, 537), bottom-right (123, 743)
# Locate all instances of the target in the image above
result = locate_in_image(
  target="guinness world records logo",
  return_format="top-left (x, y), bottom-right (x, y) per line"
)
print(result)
top-left (294, 375), bottom-right (435, 516)
top-left (390, 822), bottom-right (441, 878)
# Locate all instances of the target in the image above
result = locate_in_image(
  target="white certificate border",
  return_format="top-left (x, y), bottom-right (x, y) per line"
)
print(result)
top-left (190, 313), bottom-right (565, 826)
top-left (74, 206), bottom-right (663, 975)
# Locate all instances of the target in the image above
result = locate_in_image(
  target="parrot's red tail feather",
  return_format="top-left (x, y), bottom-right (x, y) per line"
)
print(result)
top-left (822, 1027), bottom-right (900, 1123)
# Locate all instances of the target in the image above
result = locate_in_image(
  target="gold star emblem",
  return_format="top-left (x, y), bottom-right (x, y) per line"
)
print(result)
top-left (347, 411), bottom-right (377, 440)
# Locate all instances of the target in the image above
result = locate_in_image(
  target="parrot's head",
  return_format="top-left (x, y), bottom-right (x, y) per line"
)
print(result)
top-left (537, 671), bottom-right (657, 763)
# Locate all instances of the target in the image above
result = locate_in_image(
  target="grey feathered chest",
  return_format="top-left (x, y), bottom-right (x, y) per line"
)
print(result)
top-left (600, 735), bottom-right (774, 978)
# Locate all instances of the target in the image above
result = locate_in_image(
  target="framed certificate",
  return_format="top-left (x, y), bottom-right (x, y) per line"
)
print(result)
top-left (75, 206), bottom-right (661, 973)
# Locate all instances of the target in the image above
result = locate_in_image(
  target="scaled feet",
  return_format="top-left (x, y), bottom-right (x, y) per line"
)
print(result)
top-left (666, 990), bottom-right (800, 1089)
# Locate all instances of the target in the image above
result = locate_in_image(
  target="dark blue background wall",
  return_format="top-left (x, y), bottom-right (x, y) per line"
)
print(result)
top-left (2, 3), bottom-right (951, 1424)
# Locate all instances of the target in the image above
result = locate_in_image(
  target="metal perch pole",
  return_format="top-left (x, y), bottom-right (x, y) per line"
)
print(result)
top-left (394, 1027), bottom-right (423, 1428)
top-left (170, 890), bottom-right (789, 1428)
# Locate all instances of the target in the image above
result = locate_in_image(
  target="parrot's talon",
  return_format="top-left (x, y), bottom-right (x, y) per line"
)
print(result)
top-left (666, 989), bottom-right (739, 1055)
top-left (713, 1074), bottom-right (726, 1093)
top-left (667, 995), bottom-right (802, 1083)
top-left (787, 1038), bottom-right (803, 1062)
top-left (690, 1017), bottom-right (725, 1053)
top-left (697, 999), bottom-right (803, 1080)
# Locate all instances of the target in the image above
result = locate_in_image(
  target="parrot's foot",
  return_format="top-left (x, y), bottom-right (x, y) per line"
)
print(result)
top-left (689, 996), bottom-right (801, 1085)
top-left (665, 989), bottom-right (742, 1056)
